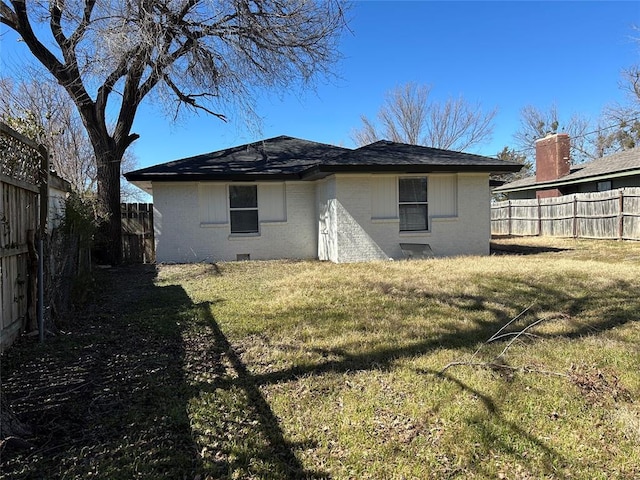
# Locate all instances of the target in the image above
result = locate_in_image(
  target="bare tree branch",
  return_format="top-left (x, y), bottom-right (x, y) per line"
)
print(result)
top-left (439, 304), bottom-right (567, 378)
top-left (164, 76), bottom-right (228, 121)
top-left (352, 83), bottom-right (496, 151)
top-left (513, 104), bottom-right (594, 164)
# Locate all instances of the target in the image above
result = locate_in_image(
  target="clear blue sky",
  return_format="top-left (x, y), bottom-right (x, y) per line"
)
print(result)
top-left (2, 1), bottom-right (640, 175)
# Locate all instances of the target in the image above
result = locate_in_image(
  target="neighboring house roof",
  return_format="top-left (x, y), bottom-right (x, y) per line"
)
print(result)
top-left (494, 147), bottom-right (640, 193)
top-left (126, 135), bottom-right (522, 192)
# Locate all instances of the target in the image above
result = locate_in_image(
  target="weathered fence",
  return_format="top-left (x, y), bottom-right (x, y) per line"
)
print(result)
top-left (121, 203), bottom-right (155, 263)
top-left (491, 188), bottom-right (640, 240)
top-left (1, 123), bottom-right (48, 352)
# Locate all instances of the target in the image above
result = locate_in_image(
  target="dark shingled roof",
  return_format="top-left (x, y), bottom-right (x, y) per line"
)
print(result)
top-left (324, 140), bottom-right (522, 170)
top-left (125, 136), bottom-right (349, 181)
top-left (494, 147), bottom-right (640, 193)
top-left (125, 135), bottom-right (522, 184)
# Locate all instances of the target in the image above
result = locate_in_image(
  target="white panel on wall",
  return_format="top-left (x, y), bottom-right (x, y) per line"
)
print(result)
top-left (430, 174), bottom-right (457, 217)
top-left (371, 176), bottom-right (398, 219)
top-left (259, 183), bottom-right (286, 222)
top-left (198, 183), bottom-right (227, 223)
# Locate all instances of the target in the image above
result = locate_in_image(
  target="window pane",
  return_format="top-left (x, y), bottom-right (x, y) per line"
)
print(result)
top-left (400, 204), bottom-right (427, 231)
top-left (399, 178), bottom-right (427, 203)
top-left (230, 210), bottom-right (258, 233)
top-left (229, 185), bottom-right (257, 208)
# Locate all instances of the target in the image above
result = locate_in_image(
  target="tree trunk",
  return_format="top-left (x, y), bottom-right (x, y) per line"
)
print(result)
top-left (95, 153), bottom-right (123, 265)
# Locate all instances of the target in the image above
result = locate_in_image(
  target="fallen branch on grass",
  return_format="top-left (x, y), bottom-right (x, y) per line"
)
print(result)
top-left (439, 303), bottom-right (567, 377)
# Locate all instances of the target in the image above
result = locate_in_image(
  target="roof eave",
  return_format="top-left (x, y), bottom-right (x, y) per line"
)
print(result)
top-left (495, 168), bottom-right (640, 193)
top-left (126, 163), bottom-right (523, 186)
top-left (124, 172), bottom-right (304, 183)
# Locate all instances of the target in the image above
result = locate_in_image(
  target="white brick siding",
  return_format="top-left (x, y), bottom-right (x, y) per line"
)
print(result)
top-left (152, 172), bottom-right (491, 263)
top-left (154, 181), bottom-right (317, 263)
top-left (321, 173), bottom-right (490, 262)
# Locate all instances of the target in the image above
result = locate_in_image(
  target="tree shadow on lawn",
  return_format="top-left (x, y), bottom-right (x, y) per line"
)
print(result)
top-left (255, 275), bottom-right (639, 385)
top-left (1, 265), bottom-right (322, 479)
top-left (187, 301), bottom-right (329, 479)
top-left (4, 265), bottom-right (635, 479)
top-left (1, 266), bottom-right (196, 478)
top-left (424, 370), bottom-right (568, 479)
top-left (245, 273), bottom-right (639, 477)
top-left (490, 239), bottom-right (573, 256)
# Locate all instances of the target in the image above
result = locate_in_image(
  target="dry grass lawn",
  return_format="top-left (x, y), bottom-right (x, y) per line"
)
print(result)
top-left (1, 237), bottom-right (639, 479)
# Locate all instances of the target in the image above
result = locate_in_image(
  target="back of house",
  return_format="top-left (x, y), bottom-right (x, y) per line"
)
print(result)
top-left (125, 136), bottom-right (522, 263)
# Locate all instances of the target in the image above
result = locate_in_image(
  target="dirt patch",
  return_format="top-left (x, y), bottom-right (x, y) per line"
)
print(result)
top-left (569, 363), bottom-right (633, 406)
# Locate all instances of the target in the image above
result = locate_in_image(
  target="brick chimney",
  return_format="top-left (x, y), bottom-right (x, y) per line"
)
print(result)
top-left (535, 133), bottom-right (570, 198)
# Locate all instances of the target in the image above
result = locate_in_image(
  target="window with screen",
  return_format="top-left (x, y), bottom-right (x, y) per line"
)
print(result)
top-left (229, 185), bottom-right (258, 233)
top-left (399, 177), bottom-right (428, 231)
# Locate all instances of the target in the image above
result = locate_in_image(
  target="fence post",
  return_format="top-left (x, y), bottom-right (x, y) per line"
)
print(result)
top-left (537, 198), bottom-right (542, 236)
top-left (618, 189), bottom-right (624, 240)
top-left (507, 200), bottom-right (512, 236)
top-left (572, 195), bottom-right (578, 238)
top-left (37, 144), bottom-right (49, 343)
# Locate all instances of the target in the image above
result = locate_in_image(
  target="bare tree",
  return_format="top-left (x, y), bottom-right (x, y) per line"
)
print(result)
top-left (0, 75), bottom-right (141, 199)
top-left (597, 65), bottom-right (640, 156)
top-left (513, 104), bottom-right (594, 164)
top-left (352, 83), bottom-right (497, 151)
top-left (1, 0), bottom-right (348, 264)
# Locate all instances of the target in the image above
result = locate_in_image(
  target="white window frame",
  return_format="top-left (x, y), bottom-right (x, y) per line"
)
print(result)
top-left (399, 176), bottom-right (429, 232)
top-left (229, 184), bottom-right (259, 234)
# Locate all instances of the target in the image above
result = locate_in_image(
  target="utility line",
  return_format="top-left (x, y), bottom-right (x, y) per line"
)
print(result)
top-left (502, 114), bottom-right (640, 156)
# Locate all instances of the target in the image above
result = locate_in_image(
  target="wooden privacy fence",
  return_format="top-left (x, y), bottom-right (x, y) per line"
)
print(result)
top-left (121, 202), bottom-right (155, 263)
top-left (1, 123), bottom-right (48, 352)
top-left (491, 188), bottom-right (640, 240)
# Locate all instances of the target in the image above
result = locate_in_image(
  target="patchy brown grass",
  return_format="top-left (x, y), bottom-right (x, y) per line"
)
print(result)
top-left (2, 238), bottom-right (640, 479)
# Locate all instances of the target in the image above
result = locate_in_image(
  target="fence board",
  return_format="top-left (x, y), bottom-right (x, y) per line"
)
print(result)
top-left (490, 200), bottom-right (511, 235)
top-left (622, 192), bottom-right (640, 240)
top-left (1, 123), bottom-right (42, 351)
top-left (491, 188), bottom-right (640, 241)
top-left (510, 199), bottom-right (539, 236)
top-left (121, 203), bottom-right (155, 263)
top-left (540, 196), bottom-right (574, 237)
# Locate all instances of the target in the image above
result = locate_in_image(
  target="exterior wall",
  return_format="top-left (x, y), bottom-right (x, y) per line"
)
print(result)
top-left (447, 173), bottom-right (492, 256)
top-left (153, 181), bottom-right (317, 262)
top-left (506, 190), bottom-right (537, 200)
top-left (573, 176), bottom-right (640, 193)
top-left (503, 175), bottom-right (640, 200)
top-left (324, 173), bottom-right (491, 262)
top-left (153, 173), bottom-right (492, 263)
top-left (612, 176), bottom-right (640, 189)
top-left (48, 175), bottom-right (70, 229)
top-left (333, 175), bottom-right (390, 262)
top-left (394, 173), bottom-right (491, 258)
